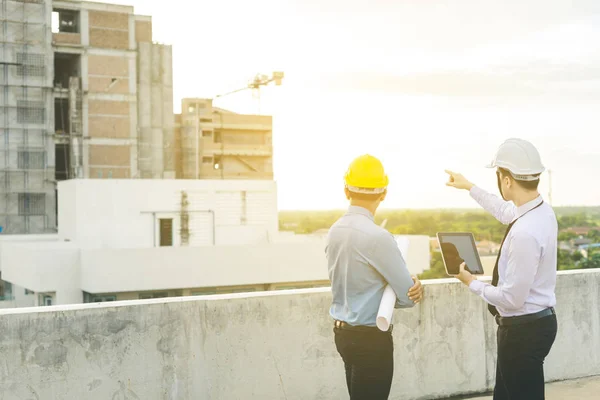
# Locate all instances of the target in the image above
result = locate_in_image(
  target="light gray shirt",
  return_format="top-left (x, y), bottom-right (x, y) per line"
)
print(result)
top-left (326, 206), bottom-right (415, 327)
top-left (468, 186), bottom-right (558, 317)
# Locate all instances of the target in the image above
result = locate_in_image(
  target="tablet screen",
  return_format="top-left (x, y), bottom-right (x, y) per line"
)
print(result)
top-left (437, 233), bottom-right (485, 275)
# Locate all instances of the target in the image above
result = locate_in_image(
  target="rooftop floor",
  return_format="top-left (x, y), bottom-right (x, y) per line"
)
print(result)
top-left (464, 375), bottom-right (600, 400)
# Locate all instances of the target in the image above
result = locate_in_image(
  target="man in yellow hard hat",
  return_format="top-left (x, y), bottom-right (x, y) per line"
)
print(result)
top-left (326, 154), bottom-right (424, 400)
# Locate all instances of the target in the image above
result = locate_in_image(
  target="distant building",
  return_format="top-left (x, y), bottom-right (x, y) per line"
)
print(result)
top-left (573, 238), bottom-right (593, 247)
top-left (174, 98), bottom-right (273, 180)
top-left (0, 0), bottom-right (174, 234)
top-left (562, 227), bottom-right (595, 236)
top-left (480, 255), bottom-right (496, 276)
top-left (476, 240), bottom-right (501, 255)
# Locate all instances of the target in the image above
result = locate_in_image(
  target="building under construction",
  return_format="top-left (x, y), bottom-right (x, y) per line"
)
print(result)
top-left (0, 0), bottom-right (174, 234)
top-left (175, 98), bottom-right (273, 180)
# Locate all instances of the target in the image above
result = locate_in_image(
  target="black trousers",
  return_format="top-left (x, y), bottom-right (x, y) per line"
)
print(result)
top-left (494, 314), bottom-right (558, 400)
top-left (334, 327), bottom-right (394, 400)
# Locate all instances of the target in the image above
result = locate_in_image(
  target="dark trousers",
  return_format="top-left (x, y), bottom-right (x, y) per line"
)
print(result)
top-left (334, 327), bottom-right (394, 400)
top-left (494, 314), bottom-right (558, 400)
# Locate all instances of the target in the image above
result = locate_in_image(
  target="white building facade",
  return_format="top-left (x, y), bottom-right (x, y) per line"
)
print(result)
top-left (0, 179), bottom-right (430, 307)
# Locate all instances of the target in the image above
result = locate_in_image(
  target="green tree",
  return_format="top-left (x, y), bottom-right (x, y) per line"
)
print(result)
top-left (580, 253), bottom-right (600, 269)
top-left (557, 250), bottom-right (577, 271)
top-left (279, 207), bottom-right (600, 272)
top-left (558, 231), bottom-right (577, 242)
top-left (587, 229), bottom-right (600, 242)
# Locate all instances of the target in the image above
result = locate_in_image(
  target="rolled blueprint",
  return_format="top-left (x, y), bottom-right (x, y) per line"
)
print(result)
top-left (376, 285), bottom-right (397, 331)
top-left (376, 236), bottom-right (410, 331)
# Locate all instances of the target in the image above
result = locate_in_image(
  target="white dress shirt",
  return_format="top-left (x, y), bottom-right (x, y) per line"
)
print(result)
top-left (468, 186), bottom-right (558, 317)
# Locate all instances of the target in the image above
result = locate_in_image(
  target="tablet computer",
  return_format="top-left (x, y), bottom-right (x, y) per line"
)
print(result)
top-left (436, 232), bottom-right (485, 275)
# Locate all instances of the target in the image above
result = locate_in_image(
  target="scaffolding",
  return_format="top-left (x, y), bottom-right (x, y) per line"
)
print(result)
top-left (0, 0), bottom-right (54, 234)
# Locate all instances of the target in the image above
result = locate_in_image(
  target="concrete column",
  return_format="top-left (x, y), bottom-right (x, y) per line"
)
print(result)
top-left (128, 15), bottom-right (136, 51)
top-left (129, 55), bottom-right (138, 178)
top-left (80, 11), bottom-right (90, 47)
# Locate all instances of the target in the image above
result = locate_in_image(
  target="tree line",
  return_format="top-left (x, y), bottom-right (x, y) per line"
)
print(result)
top-left (279, 208), bottom-right (600, 278)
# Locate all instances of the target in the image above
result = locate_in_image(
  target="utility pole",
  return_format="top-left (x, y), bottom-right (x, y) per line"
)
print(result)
top-left (548, 169), bottom-right (553, 206)
top-left (195, 101), bottom-right (199, 179)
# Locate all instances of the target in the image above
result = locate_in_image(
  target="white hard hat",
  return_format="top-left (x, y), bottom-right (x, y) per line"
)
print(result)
top-left (486, 138), bottom-right (545, 181)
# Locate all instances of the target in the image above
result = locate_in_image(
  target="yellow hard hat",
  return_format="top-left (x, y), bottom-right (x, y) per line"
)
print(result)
top-left (344, 154), bottom-right (389, 193)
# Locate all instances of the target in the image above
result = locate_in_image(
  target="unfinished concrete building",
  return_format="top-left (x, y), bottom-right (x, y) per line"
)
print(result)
top-left (175, 98), bottom-right (273, 180)
top-left (0, 0), bottom-right (174, 234)
top-left (1, 0), bottom-right (55, 234)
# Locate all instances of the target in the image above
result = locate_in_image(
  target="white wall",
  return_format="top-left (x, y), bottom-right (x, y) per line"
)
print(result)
top-left (396, 235), bottom-right (430, 274)
top-left (1, 234), bottom-right (431, 302)
top-left (0, 242), bottom-right (82, 304)
top-left (79, 241), bottom-right (329, 293)
top-left (0, 283), bottom-right (34, 310)
top-left (0, 235), bottom-right (55, 308)
top-left (0, 270), bottom-right (597, 399)
top-left (57, 179), bottom-right (279, 249)
top-left (10, 284), bottom-right (35, 308)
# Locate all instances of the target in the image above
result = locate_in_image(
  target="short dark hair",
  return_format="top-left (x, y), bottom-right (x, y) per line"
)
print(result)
top-left (498, 168), bottom-right (540, 191)
top-left (347, 189), bottom-right (386, 202)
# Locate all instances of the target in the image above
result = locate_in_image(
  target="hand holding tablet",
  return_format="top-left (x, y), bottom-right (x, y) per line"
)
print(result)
top-left (436, 232), bottom-right (485, 276)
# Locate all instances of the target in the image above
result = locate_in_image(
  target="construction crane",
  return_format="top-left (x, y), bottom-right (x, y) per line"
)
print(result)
top-left (215, 71), bottom-right (284, 113)
top-left (192, 72), bottom-right (284, 179)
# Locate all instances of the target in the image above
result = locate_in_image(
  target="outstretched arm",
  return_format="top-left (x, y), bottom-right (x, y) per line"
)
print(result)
top-left (445, 170), bottom-right (516, 225)
top-left (469, 186), bottom-right (517, 225)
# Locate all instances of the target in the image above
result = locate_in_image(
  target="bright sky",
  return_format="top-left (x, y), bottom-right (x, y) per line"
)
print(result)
top-left (96, 0), bottom-right (600, 210)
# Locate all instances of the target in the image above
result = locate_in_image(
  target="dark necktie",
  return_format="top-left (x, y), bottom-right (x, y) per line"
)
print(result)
top-left (488, 201), bottom-right (544, 317)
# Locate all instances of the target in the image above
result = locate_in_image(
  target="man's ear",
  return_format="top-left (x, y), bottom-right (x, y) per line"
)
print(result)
top-left (380, 190), bottom-right (387, 202)
top-left (344, 187), bottom-right (351, 200)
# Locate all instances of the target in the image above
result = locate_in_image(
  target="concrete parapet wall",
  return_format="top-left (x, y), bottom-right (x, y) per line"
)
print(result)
top-left (0, 270), bottom-right (598, 399)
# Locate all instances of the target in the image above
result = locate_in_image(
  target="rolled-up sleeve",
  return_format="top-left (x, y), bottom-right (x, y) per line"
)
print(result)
top-left (369, 231), bottom-right (415, 308)
top-left (469, 231), bottom-right (541, 310)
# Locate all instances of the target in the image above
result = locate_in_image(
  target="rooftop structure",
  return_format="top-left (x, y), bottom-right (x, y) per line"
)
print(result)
top-left (0, 178), bottom-right (432, 306)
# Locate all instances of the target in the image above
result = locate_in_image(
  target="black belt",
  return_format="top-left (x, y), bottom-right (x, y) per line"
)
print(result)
top-left (495, 307), bottom-right (556, 326)
top-left (334, 320), bottom-right (393, 333)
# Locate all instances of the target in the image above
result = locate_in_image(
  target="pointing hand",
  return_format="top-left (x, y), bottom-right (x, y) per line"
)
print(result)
top-left (445, 170), bottom-right (474, 191)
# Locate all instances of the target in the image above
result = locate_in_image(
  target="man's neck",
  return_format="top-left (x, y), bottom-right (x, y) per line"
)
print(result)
top-left (350, 200), bottom-right (378, 216)
top-left (513, 190), bottom-right (541, 207)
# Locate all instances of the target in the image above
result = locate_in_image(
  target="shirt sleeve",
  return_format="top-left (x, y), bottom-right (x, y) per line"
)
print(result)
top-left (369, 231), bottom-right (415, 308)
top-left (469, 186), bottom-right (517, 225)
top-left (469, 231), bottom-right (541, 310)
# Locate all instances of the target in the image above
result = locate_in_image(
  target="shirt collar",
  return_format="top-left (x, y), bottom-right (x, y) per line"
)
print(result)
top-left (347, 205), bottom-right (374, 221)
top-left (516, 195), bottom-right (544, 218)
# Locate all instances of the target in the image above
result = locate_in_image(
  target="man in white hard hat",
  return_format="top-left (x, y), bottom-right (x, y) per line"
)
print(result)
top-left (445, 138), bottom-right (558, 400)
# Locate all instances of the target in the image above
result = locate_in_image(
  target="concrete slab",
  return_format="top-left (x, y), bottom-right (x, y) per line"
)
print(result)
top-left (456, 375), bottom-right (600, 400)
